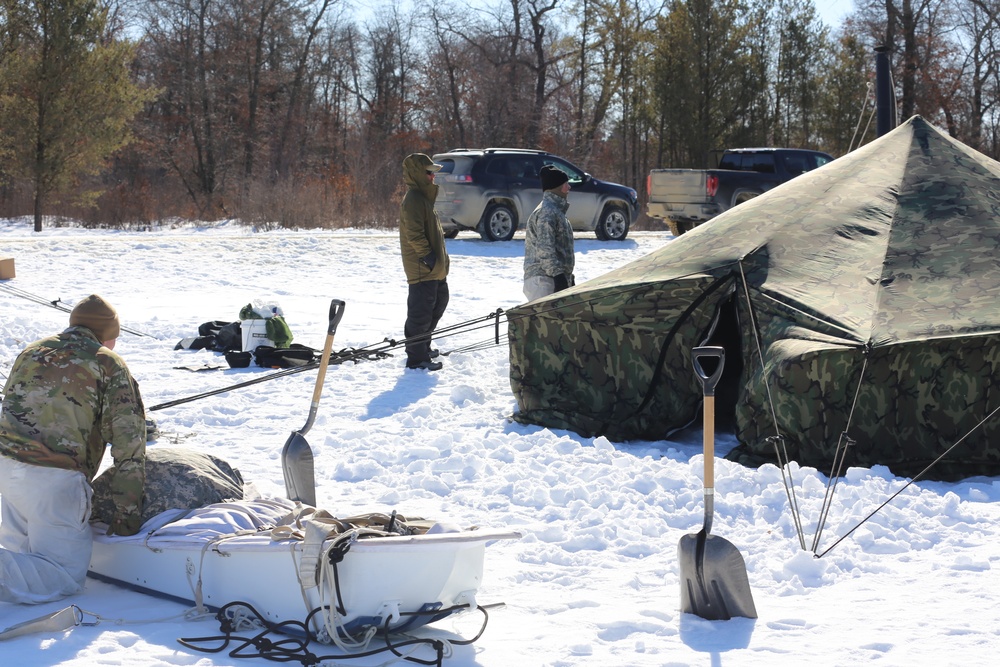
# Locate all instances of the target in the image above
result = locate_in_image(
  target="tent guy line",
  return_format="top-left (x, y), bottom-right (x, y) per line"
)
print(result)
top-left (0, 281), bottom-right (153, 338)
top-left (816, 398), bottom-right (1000, 558)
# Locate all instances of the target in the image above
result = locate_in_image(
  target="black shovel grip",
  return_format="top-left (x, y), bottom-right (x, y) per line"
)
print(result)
top-left (692, 346), bottom-right (725, 397)
top-left (328, 300), bottom-right (346, 335)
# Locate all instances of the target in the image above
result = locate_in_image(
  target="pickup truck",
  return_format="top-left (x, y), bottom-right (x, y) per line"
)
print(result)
top-left (646, 148), bottom-right (833, 235)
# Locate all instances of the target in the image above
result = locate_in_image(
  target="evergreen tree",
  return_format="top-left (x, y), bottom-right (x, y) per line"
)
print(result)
top-left (0, 0), bottom-right (152, 231)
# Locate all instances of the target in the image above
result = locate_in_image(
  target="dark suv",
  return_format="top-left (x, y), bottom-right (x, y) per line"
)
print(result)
top-left (432, 148), bottom-right (639, 241)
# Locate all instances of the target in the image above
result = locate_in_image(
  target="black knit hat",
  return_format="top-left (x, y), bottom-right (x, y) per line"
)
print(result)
top-left (540, 165), bottom-right (569, 191)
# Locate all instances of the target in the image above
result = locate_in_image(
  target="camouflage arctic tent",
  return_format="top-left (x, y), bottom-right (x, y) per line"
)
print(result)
top-left (508, 116), bottom-right (1000, 481)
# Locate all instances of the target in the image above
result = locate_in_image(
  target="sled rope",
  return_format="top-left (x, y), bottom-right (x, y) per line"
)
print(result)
top-left (178, 599), bottom-right (497, 666)
top-left (0, 282), bottom-right (153, 337)
top-left (738, 260), bottom-right (807, 550)
top-left (0, 603), bottom-right (211, 641)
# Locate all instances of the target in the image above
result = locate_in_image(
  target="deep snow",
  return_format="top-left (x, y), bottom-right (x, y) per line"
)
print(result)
top-left (2, 221), bottom-right (999, 666)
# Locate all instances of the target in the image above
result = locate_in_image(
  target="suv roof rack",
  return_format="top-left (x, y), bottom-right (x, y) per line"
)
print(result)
top-left (441, 147), bottom-right (550, 155)
top-left (484, 147), bottom-right (549, 155)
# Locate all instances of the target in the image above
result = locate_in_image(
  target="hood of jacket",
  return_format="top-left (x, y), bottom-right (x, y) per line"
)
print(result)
top-left (403, 153), bottom-right (440, 201)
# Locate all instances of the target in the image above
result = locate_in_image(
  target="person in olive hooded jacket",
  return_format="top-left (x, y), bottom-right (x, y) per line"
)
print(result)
top-left (399, 153), bottom-right (450, 371)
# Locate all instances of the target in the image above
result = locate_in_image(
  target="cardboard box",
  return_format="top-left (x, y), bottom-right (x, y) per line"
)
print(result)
top-left (0, 257), bottom-right (14, 280)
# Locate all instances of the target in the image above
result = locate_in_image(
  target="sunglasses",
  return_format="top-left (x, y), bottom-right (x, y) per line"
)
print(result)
top-left (426, 170), bottom-right (436, 176)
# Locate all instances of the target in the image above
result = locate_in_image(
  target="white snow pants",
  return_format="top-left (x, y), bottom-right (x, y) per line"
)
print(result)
top-left (0, 455), bottom-right (93, 604)
top-left (523, 276), bottom-right (556, 302)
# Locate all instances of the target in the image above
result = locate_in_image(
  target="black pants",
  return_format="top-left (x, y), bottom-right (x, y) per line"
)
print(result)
top-left (404, 280), bottom-right (449, 364)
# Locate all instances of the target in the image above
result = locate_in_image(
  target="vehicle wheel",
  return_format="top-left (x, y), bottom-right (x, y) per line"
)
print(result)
top-left (595, 206), bottom-right (629, 241)
top-left (479, 204), bottom-right (517, 241)
top-left (734, 192), bottom-right (760, 206)
top-left (669, 220), bottom-right (694, 236)
top-left (444, 229), bottom-right (459, 239)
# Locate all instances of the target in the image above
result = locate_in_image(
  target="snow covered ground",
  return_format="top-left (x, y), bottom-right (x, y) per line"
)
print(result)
top-left (2, 221), bottom-right (999, 666)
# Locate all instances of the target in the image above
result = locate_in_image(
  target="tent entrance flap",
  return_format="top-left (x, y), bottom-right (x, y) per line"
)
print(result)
top-left (702, 294), bottom-right (743, 433)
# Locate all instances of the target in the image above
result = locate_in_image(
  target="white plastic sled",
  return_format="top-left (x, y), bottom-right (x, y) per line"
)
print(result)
top-left (88, 498), bottom-right (520, 642)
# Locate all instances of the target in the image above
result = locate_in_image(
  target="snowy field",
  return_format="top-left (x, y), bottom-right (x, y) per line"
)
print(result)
top-left (2, 221), bottom-right (999, 666)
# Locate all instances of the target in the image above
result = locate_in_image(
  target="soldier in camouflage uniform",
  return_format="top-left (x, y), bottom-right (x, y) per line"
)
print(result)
top-left (523, 165), bottom-right (574, 301)
top-left (0, 294), bottom-right (146, 604)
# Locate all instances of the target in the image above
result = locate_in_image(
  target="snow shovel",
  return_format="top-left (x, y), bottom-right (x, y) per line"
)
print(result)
top-left (281, 299), bottom-right (345, 507)
top-left (678, 346), bottom-right (757, 620)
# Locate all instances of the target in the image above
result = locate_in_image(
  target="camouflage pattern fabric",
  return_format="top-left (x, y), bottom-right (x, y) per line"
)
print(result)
top-left (0, 326), bottom-right (146, 534)
top-left (509, 116), bottom-right (1000, 481)
top-left (524, 191), bottom-right (574, 280)
top-left (91, 448), bottom-right (244, 526)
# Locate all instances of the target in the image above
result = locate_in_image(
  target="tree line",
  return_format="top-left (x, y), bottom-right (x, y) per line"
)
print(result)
top-left (2, 0), bottom-right (1000, 232)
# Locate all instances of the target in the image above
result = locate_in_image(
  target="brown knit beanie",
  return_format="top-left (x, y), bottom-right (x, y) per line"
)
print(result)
top-left (69, 294), bottom-right (121, 341)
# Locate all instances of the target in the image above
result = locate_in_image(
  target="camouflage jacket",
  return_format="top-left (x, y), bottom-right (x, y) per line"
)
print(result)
top-left (523, 191), bottom-right (574, 280)
top-left (400, 157), bottom-right (450, 284)
top-left (0, 326), bottom-right (146, 535)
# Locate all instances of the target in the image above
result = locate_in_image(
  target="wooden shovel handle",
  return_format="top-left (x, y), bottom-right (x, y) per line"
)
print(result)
top-left (311, 300), bottom-right (345, 406)
top-left (692, 346), bottom-right (725, 489)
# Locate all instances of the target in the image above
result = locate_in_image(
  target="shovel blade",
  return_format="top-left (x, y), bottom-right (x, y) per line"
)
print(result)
top-left (678, 532), bottom-right (757, 620)
top-left (281, 431), bottom-right (316, 507)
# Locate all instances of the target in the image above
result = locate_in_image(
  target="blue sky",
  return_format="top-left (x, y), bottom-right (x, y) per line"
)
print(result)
top-left (816, 0), bottom-right (855, 27)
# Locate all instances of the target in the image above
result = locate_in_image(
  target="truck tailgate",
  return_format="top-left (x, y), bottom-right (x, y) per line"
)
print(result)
top-left (648, 169), bottom-right (708, 203)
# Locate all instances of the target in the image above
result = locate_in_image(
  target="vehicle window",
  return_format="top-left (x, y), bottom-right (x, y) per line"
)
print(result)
top-left (436, 159), bottom-right (456, 175)
top-left (507, 157), bottom-right (539, 180)
top-left (543, 158), bottom-right (584, 184)
top-left (750, 153), bottom-right (776, 173)
top-left (718, 153), bottom-right (745, 170)
top-left (782, 155), bottom-right (807, 176)
top-left (485, 158), bottom-right (508, 177)
top-left (811, 154), bottom-right (832, 169)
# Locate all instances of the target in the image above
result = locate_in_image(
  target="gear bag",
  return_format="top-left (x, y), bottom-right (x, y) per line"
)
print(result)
top-left (253, 344), bottom-right (318, 368)
top-left (264, 314), bottom-right (293, 348)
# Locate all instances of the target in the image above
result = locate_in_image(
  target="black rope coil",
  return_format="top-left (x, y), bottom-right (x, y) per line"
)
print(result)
top-left (178, 599), bottom-right (497, 667)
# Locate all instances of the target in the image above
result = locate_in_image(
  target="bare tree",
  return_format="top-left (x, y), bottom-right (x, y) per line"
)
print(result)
top-left (272, 0), bottom-right (339, 179)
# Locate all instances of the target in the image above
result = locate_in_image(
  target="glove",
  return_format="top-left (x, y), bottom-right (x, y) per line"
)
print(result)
top-left (553, 273), bottom-right (570, 291)
top-left (420, 253), bottom-right (436, 270)
top-left (107, 511), bottom-right (143, 537)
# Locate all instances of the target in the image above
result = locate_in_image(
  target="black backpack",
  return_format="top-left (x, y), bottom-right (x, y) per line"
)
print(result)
top-left (253, 344), bottom-right (318, 368)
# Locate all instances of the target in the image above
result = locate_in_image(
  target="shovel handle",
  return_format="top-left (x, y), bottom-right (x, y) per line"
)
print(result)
top-left (313, 300), bottom-right (344, 404)
top-left (299, 299), bottom-right (345, 436)
top-left (328, 299), bottom-right (346, 336)
top-left (692, 346), bottom-right (725, 397)
top-left (692, 346), bottom-right (725, 491)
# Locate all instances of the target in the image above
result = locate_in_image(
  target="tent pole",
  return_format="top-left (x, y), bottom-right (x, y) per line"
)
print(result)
top-left (737, 260), bottom-right (807, 550)
top-left (811, 353), bottom-right (870, 552)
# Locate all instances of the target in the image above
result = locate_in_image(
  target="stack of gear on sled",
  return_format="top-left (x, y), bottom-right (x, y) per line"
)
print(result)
top-left (83, 448), bottom-right (520, 658)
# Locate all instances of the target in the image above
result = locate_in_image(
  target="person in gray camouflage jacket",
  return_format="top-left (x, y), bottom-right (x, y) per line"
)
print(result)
top-left (523, 165), bottom-right (575, 301)
top-left (0, 294), bottom-right (146, 604)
